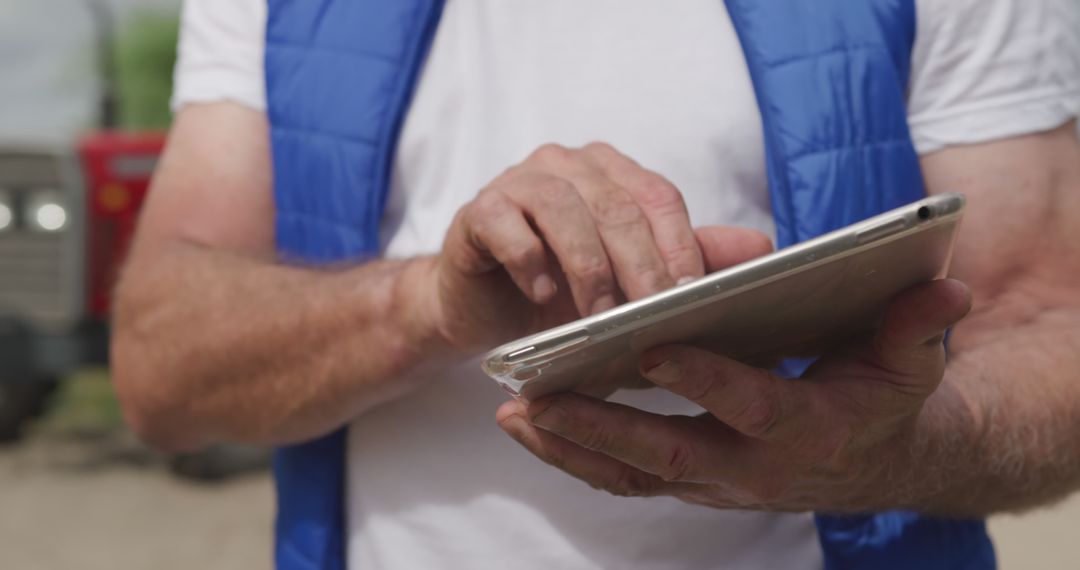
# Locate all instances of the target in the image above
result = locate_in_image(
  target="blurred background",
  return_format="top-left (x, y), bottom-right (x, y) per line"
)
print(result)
top-left (2, 1), bottom-right (273, 568)
top-left (0, 1), bottom-right (1077, 568)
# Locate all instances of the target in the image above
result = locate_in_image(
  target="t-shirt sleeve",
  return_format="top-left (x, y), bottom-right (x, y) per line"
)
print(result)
top-left (907, 0), bottom-right (1080, 155)
top-left (170, 0), bottom-right (268, 112)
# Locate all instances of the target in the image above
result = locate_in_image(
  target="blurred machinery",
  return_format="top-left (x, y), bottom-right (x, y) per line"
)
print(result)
top-left (0, 0), bottom-right (269, 480)
top-left (0, 137), bottom-right (273, 483)
top-left (0, 0), bottom-right (165, 442)
top-left (0, 134), bottom-right (163, 441)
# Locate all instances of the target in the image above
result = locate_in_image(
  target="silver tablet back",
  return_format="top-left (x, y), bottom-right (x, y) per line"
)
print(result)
top-left (482, 194), bottom-right (965, 401)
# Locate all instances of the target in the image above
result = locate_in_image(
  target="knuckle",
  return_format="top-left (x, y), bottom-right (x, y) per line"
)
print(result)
top-left (468, 191), bottom-right (510, 224)
top-left (532, 176), bottom-right (578, 206)
top-left (487, 165), bottom-right (518, 187)
top-left (567, 253), bottom-right (611, 284)
top-left (658, 442), bottom-right (695, 482)
top-left (630, 265), bottom-right (672, 295)
top-left (448, 206), bottom-right (471, 234)
top-left (594, 193), bottom-right (647, 230)
top-left (661, 239), bottom-right (700, 263)
top-left (732, 392), bottom-right (780, 438)
top-left (661, 240), bottom-right (704, 279)
top-left (605, 468), bottom-right (660, 498)
top-left (636, 177), bottom-right (684, 212)
top-left (531, 143), bottom-right (574, 166)
top-left (682, 373), bottom-right (721, 403)
top-left (578, 423), bottom-right (616, 453)
top-left (503, 240), bottom-right (544, 270)
top-left (583, 141), bottom-right (618, 156)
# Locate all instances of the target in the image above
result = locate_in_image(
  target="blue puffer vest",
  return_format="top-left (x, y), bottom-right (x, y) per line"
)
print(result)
top-left (265, 1), bottom-right (997, 568)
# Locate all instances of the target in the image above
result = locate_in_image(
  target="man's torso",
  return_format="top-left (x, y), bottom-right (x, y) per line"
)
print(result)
top-left (353, 3), bottom-right (818, 568)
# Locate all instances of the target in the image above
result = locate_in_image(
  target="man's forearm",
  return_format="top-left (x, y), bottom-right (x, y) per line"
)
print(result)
top-left (112, 243), bottom-right (448, 451)
top-left (906, 303), bottom-right (1080, 516)
top-left (903, 124), bottom-right (1080, 516)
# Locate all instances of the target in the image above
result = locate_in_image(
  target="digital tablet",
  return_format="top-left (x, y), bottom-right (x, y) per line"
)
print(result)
top-left (481, 193), bottom-right (965, 401)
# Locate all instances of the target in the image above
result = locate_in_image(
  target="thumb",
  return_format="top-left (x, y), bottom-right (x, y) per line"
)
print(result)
top-left (694, 226), bottom-right (774, 273)
top-left (873, 279), bottom-right (973, 375)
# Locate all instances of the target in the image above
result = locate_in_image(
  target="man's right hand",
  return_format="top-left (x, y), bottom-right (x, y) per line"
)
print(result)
top-left (113, 108), bottom-right (771, 450)
top-left (421, 142), bottom-right (773, 353)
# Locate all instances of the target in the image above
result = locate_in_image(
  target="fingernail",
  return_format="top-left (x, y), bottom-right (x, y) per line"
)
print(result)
top-left (643, 361), bottom-right (681, 385)
top-left (677, 276), bottom-right (696, 286)
top-left (591, 295), bottom-right (617, 315)
top-left (532, 274), bottom-right (557, 300)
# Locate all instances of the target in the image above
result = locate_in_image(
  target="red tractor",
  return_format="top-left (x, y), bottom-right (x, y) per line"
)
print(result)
top-left (0, 0), bottom-right (170, 441)
top-left (0, 2), bottom-right (269, 479)
top-left (0, 133), bottom-right (163, 441)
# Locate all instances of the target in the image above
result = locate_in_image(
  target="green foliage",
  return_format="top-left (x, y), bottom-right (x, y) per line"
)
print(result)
top-left (35, 369), bottom-right (124, 435)
top-left (114, 11), bottom-right (179, 130)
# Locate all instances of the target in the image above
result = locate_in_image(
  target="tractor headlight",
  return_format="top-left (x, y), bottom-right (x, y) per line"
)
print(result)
top-left (25, 191), bottom-right (68, 233)
top-left (0, 190), bottom-right (13, 233)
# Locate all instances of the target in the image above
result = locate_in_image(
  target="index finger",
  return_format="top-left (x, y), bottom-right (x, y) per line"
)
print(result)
top-left (583, 143), bottom-right (704, 284)
top-left (638, 345), bottom-right (805, 443)
top-left (515, 394), bottom-right (736, 486)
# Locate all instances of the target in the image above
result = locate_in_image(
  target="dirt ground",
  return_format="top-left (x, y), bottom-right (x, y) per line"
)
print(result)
top-left (2, 431), bottom-right (1079, 569)
top-left (1, 373), bottom-right (1077, 570)
top-left (0, 431), bottom-right (273, 570)
top-left (990, 496), bottom-right (1080, 569)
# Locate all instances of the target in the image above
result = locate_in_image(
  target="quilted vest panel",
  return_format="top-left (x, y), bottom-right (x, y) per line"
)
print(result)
top-left (266, 2), bottom-right (446, 568)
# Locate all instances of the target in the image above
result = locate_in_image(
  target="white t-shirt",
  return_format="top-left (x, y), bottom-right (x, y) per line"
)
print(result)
top-left (172, 1), bottom-right (1080, 569)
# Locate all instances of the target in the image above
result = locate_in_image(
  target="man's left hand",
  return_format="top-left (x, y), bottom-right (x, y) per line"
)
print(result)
top-left (497, 278), bottom-right (973, 512)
